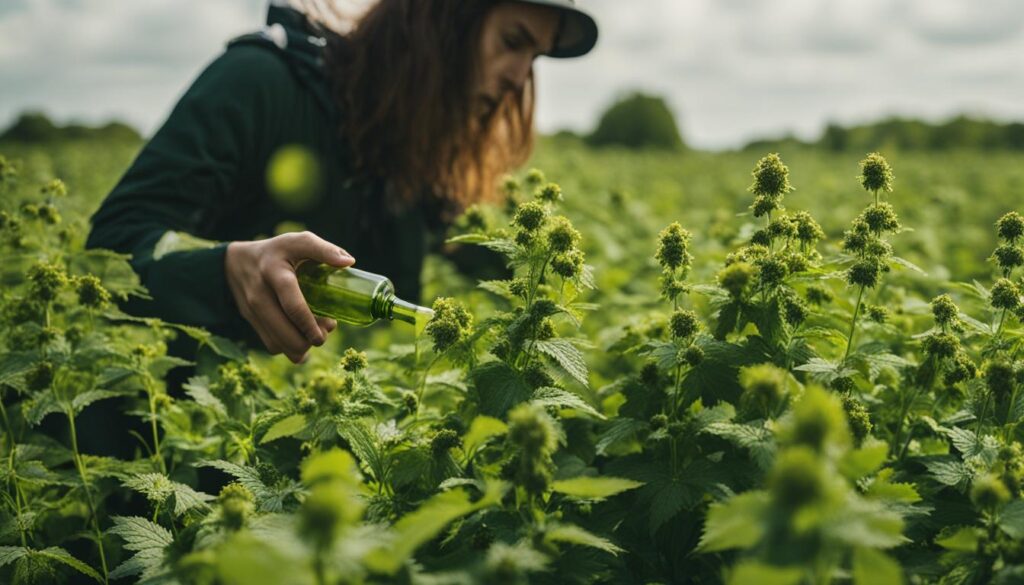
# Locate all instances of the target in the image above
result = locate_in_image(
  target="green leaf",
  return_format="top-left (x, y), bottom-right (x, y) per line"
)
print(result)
top-left (551, 476), bottom-right (643, 499)
top-left (999, 500), bottom-right (1024, 539)
top-left (462, 415), bottom-right (507, 457)
top-left (531, 386), bottom-right (604, 419)
top-left (122, 473), bottom-right (212, 516)
top-left (727, 562), bottom-right (802, 585)
top-left (544, 523), bottom-right (622, 554)
top-left (182, 376), bottom-right (227, 417)
top-left (839, 441), bottom-right (888, 480)
top-left (107, 516), bottom-right (173, 580)
top-left (924, 458), bottom-right (973, 489)
top-left (71, 389), bottom-right (124, 413)
top-left (534, 338), bottom-right (590, 387)
top-left (699, 491), bottom-right (770, 552)
top-left (865, 469), bottom-right (921, 503)
top-left (364, 481), bottom-right (507, 574)
top-left (197, 460), bottom-right (301, 512)
top-left (337, 422), bottom-right (387, 485)
top-left (35, 547), bottom-right (103, 583)
top-left (261, 414), bottom-right (308, 445)
top-left (703, 422), bottom-right (776, 471)
top-left (937, 526), bottom-right (984, 552)
top-left (853, 547), bottom-right (903, 585)
top-left (0, 546), bottom-right (29, 568)
top-left (470, 361), bottom-right (532, 417)
top-left (595, 417), bottom-right (645, 456)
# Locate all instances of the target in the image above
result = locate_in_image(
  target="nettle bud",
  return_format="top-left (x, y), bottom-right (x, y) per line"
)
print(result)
top-left (26, 361), bottom-right (55, 391)
top-left (425, 297), bottom-right (473, 353)
top-left (922, 332), bottom-right (959, 360)
top-left (997, 212), bottom-right (1024, 242)
top-left (782, 294), bottom-right (808, 327)
top-left (649, 414), bottom-right (669, 430)
top-left (931, 294), bottom-right (959, 327)
top-left (860, 202), bottom-right (901, 233)
top-left (750, 229), bottom-right (771, 247)
top-left (669, 309), bottom-right (701, 340)
top-left (401, 391), bottom-right (419, 414)
top-left (750, 195), bottom-right (780, 218)
top-left (985, 361), bottom-right (1016, 402)
top-left (783, 252), bottom-right (811, 274)
top-left (847, 259), bottom-right (882, 288)
top-left (430, 429), bottom-right (462, 456)
top-left (525, 168), bottom-right (546, 188)
top-left (512, 201), bottom-right (547, 232)
top-left (840, 395), bottom-right (872, 446)
top-left (865, 304), bottom-right (889, 324)
top-left (717, 262), bottom-right (755, 298)
top-left (299, 486), bottom-right (353, 550)
top-left (501, 175), bottom-right (521, 199)
top-left (27, 262), bottom-right (67, 302)
top-left (858, 152), bottom-right (894, 193)
top-left (42, 178), bottom-right (67, 197)
top-left (740, 363), bottom-right (788, 413)
top-left (749, 153), bottom-right (794, 199)
top-left (944, 352), bottom-right (978, 386)
top-left (841, 226), bottom-right (869, 254)
top-left (805, 284), bottom-right (834, 306)
top-left (683, 345), bottom-right (704, 366)
top-left (640, 362), bottom-right (661, 387)
top-left (462, 205), bottom-right (487, 232)
top-left (74, 275), bottom-right (111, 309)
top-left (340, 348), bottom-right (368, 372)
top-left (767, 217), bottom-right (797, 240)
top-left (786, 386), bottom-right (849, 452)
top-left (218, 483), bottom-right (255, 530)
top-left (769, 447), bottom-right (828, 510)
top-left (509, 277), bottom-right (529, 298)
top-left (536, 182), bottom-right (563, 203)
top-left (551, 249), bottom-right (585, 279)
top-left (991, 278), bottom-right (1021, 310)
top-left (756, 257), bottom-right (788, 289)
top-left (791, 211), bottom-right (825, 244)
top-left (992, 244), bottom-right (1024, 273)
top-left (656, 222), bottom-right (693, 271)
top-left (660, 272), bottom-right (687, 300)
top-left (524, 362), bottom-right (555, 389)
top-left (546, 216), bottom-right (580, 253)
top-left (507, 402), bottom-right (558, 456)
top-left (971, 474), bottom-right (1011, 510)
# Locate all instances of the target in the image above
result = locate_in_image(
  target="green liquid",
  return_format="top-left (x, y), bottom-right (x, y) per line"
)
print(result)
top-left (296, 263), bottom-right (433, 328)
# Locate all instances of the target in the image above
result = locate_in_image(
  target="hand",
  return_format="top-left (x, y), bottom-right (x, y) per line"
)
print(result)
top-left (225, 231), bottom-right (355, 363)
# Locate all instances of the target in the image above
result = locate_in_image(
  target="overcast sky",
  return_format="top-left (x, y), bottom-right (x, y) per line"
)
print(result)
top-left (1, 0), bottom-right (1023, 149)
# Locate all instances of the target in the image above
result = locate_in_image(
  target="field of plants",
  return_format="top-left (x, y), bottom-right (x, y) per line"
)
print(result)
top-left (2, 136), bottom-right (1024, 585)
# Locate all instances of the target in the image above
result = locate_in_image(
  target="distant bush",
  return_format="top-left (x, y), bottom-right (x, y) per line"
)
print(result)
top-left (587, 92), bottom-right (685, 150)
top-left (0, 111), bottom-right (142, 144)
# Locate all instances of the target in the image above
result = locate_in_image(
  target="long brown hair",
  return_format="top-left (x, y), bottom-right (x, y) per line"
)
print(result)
top-left (299, 0), bottom-right (535, 218)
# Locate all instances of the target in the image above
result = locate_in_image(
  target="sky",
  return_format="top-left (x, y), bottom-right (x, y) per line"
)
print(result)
top-left (1, 0), bottom-right (1023, 150)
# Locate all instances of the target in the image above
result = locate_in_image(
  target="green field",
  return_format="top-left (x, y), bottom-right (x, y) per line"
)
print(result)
top-left (2, 136), bottom-right (1024, 584)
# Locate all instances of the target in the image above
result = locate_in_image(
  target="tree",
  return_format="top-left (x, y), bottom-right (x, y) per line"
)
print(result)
top-left (587, 92), bottom-right (685, 150)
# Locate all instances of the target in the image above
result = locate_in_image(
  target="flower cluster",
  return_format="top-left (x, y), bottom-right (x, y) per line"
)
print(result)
top-left (748, 153), bottom-right (793, 217)
top-left (425, 297), bottom-right (474, 352)
top-left (506, 402), bottom-right (559, 496)
top-left (841, 153), bottom-right (900, 291)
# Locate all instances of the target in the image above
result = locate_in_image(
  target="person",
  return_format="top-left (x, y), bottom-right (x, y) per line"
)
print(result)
top-left (87, 0), bottom-right (598, 364)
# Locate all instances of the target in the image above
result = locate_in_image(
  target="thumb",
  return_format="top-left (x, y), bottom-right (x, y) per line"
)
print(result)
top-left (284, 231), bottom-right (355, 267)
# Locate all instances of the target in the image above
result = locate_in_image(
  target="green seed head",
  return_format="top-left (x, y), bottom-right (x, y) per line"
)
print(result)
top-left (430, 429), bottom-right (462, 456)
top-left (512, 201), bottom-right (547, 232)
top-left (991, 278), bottom-right (1021, 310)
top-left (860, 202), bottom-right (901, 233)
top-left (536, 182), bottom-right (563, 203)
top-left (846, 259), bottom-right (882, 288)
top-left (74, 275), bottom-right (111, 309)
top-left (545, 216), bottom-right (580, 253)
top-left (27, 261), bottom-right (67, 302)
top-left (993, 244), bottom-right (1024, 272)
top-left (865, 304), bottom-right (889, 324)
top-left (971, 474), bottom-right (1011, 511)
top-left (858, 152), bottom-right (894, 193)
top-left (551, 249), bottom-right (585, 279)
top-left (749, 153), bottom-right (794, 199)
top-left (669, 309), bottom-right (701, 340)
top-left (683, 345), bottom-right (705, 366)
top-left (26, 361), bottom-right (54, 391)
top-left (756, 257), bottom-right (789, 289)
top-left (507, 402), bottom-right (558, 456)
top-left (805, 284), bottom-right (834, 306)
top-left (840, 395), bottom-right (873, 446)
top-left (739, 363), bottom-right (788, 412)
top-left (524, 168), bottom-right (546, 188)
top-left (769, 447), bottom-right (829, 510)
top-left (997, 212), bottom-right (1024, 242)
top-left (426, 297), bottom-right (473, 352)
top-left (218, 483), bottom-right (255, 530)
top-left (985, 360), bottom-right (1016, 401)
top-left (656, 222), bottom-right (693, 271)
top-left (791, 211), bottom-right (826, 244)
top-left (943, 352), bottom-right (978, 386)
top-left (782, 294), bottom-right (808, 326)
top-left (922, 332), bottom-right (959, 360)
top-left (501, 175), bottom-right (521, 199)
top-left (785, 386), bottom-right (850, 452)
top-left (931, 294), bottom-right (960, 327)
top-left (340, 348), bottom-right (368, 372)
top-left (717, 262), bottom-right (755, 298)
top-left (750, 195), bottom-right (781, 218)
top-left (767, 217), bottom-right (798, 240)
top-left (649, 414), bottom-right (669, 430)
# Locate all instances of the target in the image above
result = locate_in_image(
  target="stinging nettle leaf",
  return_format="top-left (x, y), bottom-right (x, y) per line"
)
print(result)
top-left (535, 338), bottom-right (590, 387)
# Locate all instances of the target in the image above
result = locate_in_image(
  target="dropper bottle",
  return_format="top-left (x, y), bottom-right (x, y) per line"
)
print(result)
top-left (296, 263), bottom-right (434, 329)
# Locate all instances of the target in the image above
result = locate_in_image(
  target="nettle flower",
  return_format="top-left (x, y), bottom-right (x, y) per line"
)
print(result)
top-left (782, 293), bottom-right (808, 326)
top-left (991, 278), bottom-right (1022, 311)
top-left (858, 152), bottom-right (894, 193)
top-left (524, 168), bottom-right (546, 189)
top-left (984, 360), bottom-right (1016, 402)
top-left (669, 309), bottom-right (701, 340)
top-left (545, 216), bottom-right (580, 253)
top-left (26, 361), bottom-right (54, 391)
top-left (996, 211), bottom-right (1024, 242)
top-left (512, 200), bottom-right (547, 232)
top-left (840, 395), bottom-right (873, 446)
top-left (971, 474), bottom-right (1011, 511)
top-left (922, 332), bottom-right (959, 360)
top-left (846, 258), bottom-right (882, 288)
top-left (74, 275), bottom-right (111, 309)
top-left (739, 363), bottom-right (788, 414)
top-left (791, 211), bottom-right (825, 245)
top-left (768, 447), bottom-right (831, 510)
top-left (42, 178), bottom-right (67, 197)
top-left (507, 402), bottom-right (558, 456)
top-left (656, 222), bottom-right (693, 271)
top-left (841, 221), bottom-right (870, 254)
top-left (27, 261), bottom-right (68, 302)
top-left (756, 256), bottom-right (788, 289)
top-left (717, 261), bottom-right (754, 298)
top-left (536, 182), bottom-right (563, 203)
top-left (501, 175), bottom-right (521, 199)
top-left (860, 202), bottom-right (901, 233)
top-left (784, 386), bottom-right (850, 453)
top-left (430, 429), bottom-right (462, 456)
top-left (992, 244), bottom-right (1024, 272)
top-left (767, 217), bottom-right (797, 240)
top-left (425, 297), bottom-right (473, 352)
top-left (749, 153), bottom-right (794, 201)
top-left (218, 483), bottom-right (255, 531)
top-left (931, 294), bottom-right (960, 328)
top-left (551, 248), bottom-right (585, 279)
top-left (865, 304), bottom-right (889, 324)
top-left (805, 284), bottom-right (834, 306)
top-left (683, 345), bottom-right (704, 366)
top-left (340, 347), bottom-right (368, 372)
top-left (943, 352), bottom-right (977, 386)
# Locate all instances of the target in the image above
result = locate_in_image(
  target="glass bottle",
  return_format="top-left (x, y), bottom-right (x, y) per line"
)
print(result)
top-left (296, 262), bottom-right (433, 327)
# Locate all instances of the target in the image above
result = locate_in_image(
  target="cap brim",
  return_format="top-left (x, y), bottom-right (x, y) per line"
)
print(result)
top-left (548, 7), bottom-right (598, 58)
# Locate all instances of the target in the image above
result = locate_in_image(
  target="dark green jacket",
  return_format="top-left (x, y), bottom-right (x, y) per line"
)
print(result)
top-left (87, 7), bottom-right (442, 341)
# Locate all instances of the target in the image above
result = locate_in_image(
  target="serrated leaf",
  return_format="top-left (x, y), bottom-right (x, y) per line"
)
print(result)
top-left (197, 460), bottom-right (300, 512)
top-left (937, 526), bottom-right (984, 552)
top-left (544, 523), bottom-right (622, 554)
top-left (182, 376), bottom-right (226, 417)
top-left (551, 476), bottom-right (643, 499)
top-left (704, 422), bottom-right (776, 471)
top-left (699, 491), bottom-right (770, 551)
top-left (0, 546), bottom-right (29, 568)
top-left (338, 422), bottom-right (386, 485)
top-left (70, 389), bottom-right (123, 413)
top-left (122, 473), bottom-right (213, 516)
top-left (462, 415), bottom-right (507, 457)
top-left (261, 414), bottom-right (308, 445)
top-left (107, 516), bottom-right (173, 580)
top-left (35, 547), bottom-right (103, 582)
top-left (531, 386), bottom-right (603, 419)
top-left (999, 500), bottom-right (1024, 539)
top-left (595, 417), bottom-right (644, 456)
top-left (923, 458), bottom-right (973, 489)
top-left (853, 547), bottom-right (903, 585)
top-left (470, 361), bottom-right (532, 417)
top-left (535, 338), bottom-right (590, 387)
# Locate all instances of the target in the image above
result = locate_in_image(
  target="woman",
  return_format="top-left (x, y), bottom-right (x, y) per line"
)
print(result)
top-left (87, 0), bottom-right (597, 364)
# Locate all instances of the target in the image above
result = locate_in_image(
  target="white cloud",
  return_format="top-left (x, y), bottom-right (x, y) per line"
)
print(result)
top-left (1, 0), bottom-right (1023, 149)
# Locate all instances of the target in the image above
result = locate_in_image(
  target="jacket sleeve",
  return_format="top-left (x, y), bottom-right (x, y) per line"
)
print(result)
top-left (87, 45), bottom-right (288, 337)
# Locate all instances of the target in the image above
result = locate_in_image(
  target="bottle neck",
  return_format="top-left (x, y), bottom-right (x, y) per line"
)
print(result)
top-left (376, 294), bottom-right (434, 326)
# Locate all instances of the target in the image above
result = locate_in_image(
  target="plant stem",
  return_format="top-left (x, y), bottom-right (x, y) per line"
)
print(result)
top-left (843, 286), bottom-right (866, 363)
top-left (144, 376), bottom-right (166, 474)
top-left (0, 400), bottom-right (28, 547)
top-left (67, 410), bottom-right (110, 584)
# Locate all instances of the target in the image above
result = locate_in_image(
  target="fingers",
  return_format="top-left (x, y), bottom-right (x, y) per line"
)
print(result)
top-left (316, 316), bottom-right (337, 337)
top-left (253, 294), bottom-right (311, 363)
top-left (284, 231), bottom-right (355, 268)
top-left (268, 269), bottom-right (325, 346)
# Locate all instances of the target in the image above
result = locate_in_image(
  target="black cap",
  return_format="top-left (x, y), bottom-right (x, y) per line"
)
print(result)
top-left (518, 0), bottom-right (598, 58)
